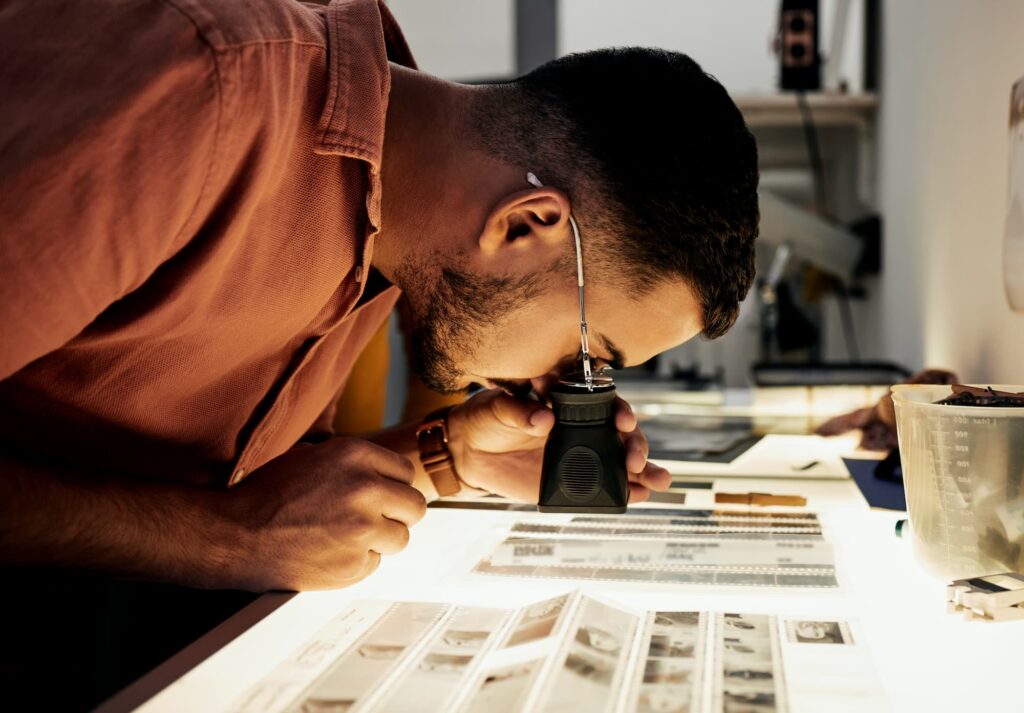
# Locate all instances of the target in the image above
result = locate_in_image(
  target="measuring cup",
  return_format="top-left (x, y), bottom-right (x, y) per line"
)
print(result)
top-left (892, 384), bottom-right (1024, 579)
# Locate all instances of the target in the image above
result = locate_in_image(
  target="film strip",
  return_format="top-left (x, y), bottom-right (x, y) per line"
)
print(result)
top-left (233, 595), bottom-right (877, 713)
top-left (451, 593), bottom-right (578, 713)
top-left (569, 516), bottom-right (821, 536)
top-left (473, 560), bottom-right (839, 588)
top-left (712, 613), bottom-right (789, 713)
top-left (783, 619), bottom-right (854, 645)
top-left (362, 606), bottom-right (511, 712)
top-left (232, 601), bottom-right (394, 713)
top-left (457, 658), bottom-right (546, 713)
top-left (525, 596), bottom-right (641, 712)
top-left (512, 524), bottom-right (823, 540)
top-left (491, 538), bottom-right (834, 569)
top-left (284, 602), bottom-right (449, 713)
top-left (475, 510), bottom-right (838, 589)
top-left (574, 512), bottom-right (818, 524)
top-left (623, 611), bottom-right (708, 713)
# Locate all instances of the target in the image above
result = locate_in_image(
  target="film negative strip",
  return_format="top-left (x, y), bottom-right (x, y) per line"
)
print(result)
top-left (235, 595), bottom-right (881, 713)
top-left (232, 601), bottom-right (394, 713)
top-left (526, 596), bottom-right (641, 712)
top-left (457, 657), bottom-right (546, 713)
top-left (512, 524), bottom-right (823, 540)
top-left (428, 500), bottom-right (539, 512)
top-left (286, 602), bottom-right (448, 713)
top-left (491, 538), bottom-right (834, 569)
top-left (476, 509), bottom-right (838, 588)
top-left (712, 613), bottom-right (789, 713)
top-left (473, 560), bottom-right (839, 588)
top-left (784, 619), bottom-right (855, 645)
top-left (362, 606), bottom-right (511, 712)
top-left (498, 593), bottom-right (575, 648)
top-left (575, 511), bottom-right (818, 524)
top-left (451, 593), bottom-right (579, 713)
top-left (570, 517), bottom-right (821, 536)
top-left (622, 611), bottom-right (708, 713)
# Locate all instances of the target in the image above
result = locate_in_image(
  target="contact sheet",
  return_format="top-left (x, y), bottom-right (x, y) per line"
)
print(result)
top-left (231, 592), bottom-right (882, 713)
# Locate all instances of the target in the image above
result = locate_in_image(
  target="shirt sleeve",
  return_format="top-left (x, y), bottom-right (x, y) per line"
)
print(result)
top-left (0, 1), bottom-right (221, 379)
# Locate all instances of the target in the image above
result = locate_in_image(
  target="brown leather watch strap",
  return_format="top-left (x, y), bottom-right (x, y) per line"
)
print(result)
top-left (415, 405), bottom-right (461, 497)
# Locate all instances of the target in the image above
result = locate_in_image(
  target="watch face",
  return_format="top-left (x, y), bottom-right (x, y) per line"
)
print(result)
top-left (418, 423), bottom-right (446, 451)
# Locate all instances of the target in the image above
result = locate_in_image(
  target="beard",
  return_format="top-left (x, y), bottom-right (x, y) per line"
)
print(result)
top-left (400, 262), bottom-right (546, 394)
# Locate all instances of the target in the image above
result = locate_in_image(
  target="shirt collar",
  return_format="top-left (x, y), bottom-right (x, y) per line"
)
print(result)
top-left (314, 0), bottom-right (415, 165)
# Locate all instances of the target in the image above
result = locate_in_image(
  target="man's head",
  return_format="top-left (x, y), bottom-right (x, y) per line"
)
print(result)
top-left (386, 48), bottom-right (758, 394)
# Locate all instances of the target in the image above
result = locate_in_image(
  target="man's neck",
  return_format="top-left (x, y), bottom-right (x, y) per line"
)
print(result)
top-left (372, 65), bottom-right (523, 289)
top-left (372, 65), bottom-right (468, 285)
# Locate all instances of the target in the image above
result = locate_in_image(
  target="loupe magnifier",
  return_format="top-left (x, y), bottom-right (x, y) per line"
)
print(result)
top-left (537, 370), bottom-right (629, 513)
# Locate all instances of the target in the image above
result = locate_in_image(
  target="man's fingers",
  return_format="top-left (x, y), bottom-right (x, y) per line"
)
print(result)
top-left (377, 476), bottom-right (428, 526)
top-left (627, 462), bottom-right (673, 492)
top-left (614, 396), bottom-right (638, 433)
top-left (373, 518), bottom-right (412, 555)
top-left (488, 391), bottom-right (554, 436)
top-left (628, 482), bottom-right (651, 504)
top-left (623, 431), bottom-right (650, 473)
top-left (351, 440), bottom-right (416, 484)
top-left (337, 549), bottom-right (382, 587)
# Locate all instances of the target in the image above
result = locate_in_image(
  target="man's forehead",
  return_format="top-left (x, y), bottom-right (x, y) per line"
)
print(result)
top-left (592, 278), bottom-right (703, 366)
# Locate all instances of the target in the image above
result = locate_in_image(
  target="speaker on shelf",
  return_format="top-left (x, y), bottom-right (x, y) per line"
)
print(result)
top-left (779, 0), bottom-right (821, 91)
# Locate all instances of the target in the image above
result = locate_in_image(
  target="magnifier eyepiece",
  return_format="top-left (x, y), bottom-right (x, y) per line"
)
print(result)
top-left (537, 379), bottom-right (629, 513)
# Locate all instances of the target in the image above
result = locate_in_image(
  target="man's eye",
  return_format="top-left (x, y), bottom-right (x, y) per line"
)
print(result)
top-left (579, 351), bottom-right (615, 371)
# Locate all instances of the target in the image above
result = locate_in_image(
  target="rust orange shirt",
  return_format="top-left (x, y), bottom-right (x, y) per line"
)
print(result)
top-left (0, 0), bottom-right (414, 487)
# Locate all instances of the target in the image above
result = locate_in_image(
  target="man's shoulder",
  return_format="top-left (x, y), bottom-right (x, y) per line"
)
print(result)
top-left (167, 0), bottom-right (329, 54)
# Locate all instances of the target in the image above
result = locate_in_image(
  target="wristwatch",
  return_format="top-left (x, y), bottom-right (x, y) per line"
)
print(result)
top-left (415, 406), bottom-right (461, 497)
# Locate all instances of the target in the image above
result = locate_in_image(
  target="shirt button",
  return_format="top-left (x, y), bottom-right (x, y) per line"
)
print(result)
top-left (354, 265), bottom-right (364, 283)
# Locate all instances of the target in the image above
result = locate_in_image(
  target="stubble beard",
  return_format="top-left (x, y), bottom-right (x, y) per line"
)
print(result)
top-left (400, 261), bottom-right (547, 395)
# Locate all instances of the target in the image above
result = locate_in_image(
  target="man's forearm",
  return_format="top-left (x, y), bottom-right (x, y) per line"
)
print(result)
top-left (0, 451), bottom-right (239, 588)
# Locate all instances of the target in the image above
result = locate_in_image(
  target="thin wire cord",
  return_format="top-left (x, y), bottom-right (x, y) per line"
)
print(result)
top-left (529, 172), bottom-right (593, 388)
top-left (796, 91), bottom-right (828, 217)
top-left (568, 215), bottom-right (593, 386)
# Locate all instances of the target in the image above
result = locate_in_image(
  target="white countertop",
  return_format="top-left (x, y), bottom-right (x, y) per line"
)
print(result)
top-left (100, 472), bottom-right (1024, 713)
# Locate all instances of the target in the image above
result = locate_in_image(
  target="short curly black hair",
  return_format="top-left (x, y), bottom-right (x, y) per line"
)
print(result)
top-left (472, 47), bottom-right (759, 339)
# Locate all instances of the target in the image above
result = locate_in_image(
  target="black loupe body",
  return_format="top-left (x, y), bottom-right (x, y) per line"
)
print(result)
top-left (538, 379), bottom-right (629, 513)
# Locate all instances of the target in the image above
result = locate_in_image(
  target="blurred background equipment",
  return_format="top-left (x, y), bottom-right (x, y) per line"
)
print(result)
top-left (384, 0), bottom-right (886, 407)
top-left (382, 0), bottom-right (1024, 407)
top-left (778, 0), bottom-right (822, 91)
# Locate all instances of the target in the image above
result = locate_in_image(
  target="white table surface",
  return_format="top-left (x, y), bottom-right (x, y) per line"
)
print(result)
top-left (97, 471), bottom-right (1024, 713)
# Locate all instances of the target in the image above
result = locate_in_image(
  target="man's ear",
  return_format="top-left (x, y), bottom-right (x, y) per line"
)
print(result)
top-left (477, 187), bottom-right (572, 259)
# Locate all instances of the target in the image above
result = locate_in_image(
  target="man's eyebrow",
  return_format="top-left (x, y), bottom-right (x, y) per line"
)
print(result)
top-left (597, 334), bottom-right (626, 370)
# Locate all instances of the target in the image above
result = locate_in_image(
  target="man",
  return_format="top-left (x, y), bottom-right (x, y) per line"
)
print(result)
top-left (0, 0), bottom-right (758, 592)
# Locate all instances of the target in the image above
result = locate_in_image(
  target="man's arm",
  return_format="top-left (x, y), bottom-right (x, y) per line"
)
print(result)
top-left (0, 1), bottom-right (221, 379)
top-left (0, 452), bottom-right (238, 587)
top-left (0, 3), bottom-right (237, 583)
top-left (0, 438), bottom-right (425, 591)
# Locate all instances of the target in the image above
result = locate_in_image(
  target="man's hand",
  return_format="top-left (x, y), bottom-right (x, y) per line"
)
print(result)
top-left (446, 389), bottom-right (672, 502)
top-left (225, 438), bottom-right (426, 591)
